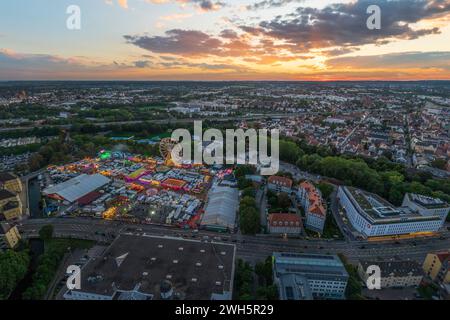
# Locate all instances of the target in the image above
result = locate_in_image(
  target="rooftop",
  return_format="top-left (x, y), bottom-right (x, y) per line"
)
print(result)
top-left (407, 193), bottom-right (449, 209)
top-left (0, 189), bottom-right (16, 201)
top-left (268, 176), bottom-right (293, 188)
top-left (0, 172), bottom-right (18, 183)
top-left (71, 234), bottom-right (235, 300)
top-left (43, 174), bottom-right (111, 203)
top-left (268, 213), bottom-right (301, 227)
top-left (273, 252), bottom-right (348, 280)
top-left (341, 186), bottom-right (442, 224)
top-left (359, 260), bottom-right (423, 278)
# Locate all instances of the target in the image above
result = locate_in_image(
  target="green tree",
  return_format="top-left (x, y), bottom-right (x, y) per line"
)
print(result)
top-left (39, 225), bottom-right (54, 241)
top-left (0, 250), bottom-right (30, 299)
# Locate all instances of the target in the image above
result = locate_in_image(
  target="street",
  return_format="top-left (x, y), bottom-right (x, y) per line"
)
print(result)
top-left (19, 217), bottom-right (450, 265)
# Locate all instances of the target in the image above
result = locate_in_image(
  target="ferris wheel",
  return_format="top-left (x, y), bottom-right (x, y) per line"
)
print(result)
top-left (159, 138), bottom-right (182, 165)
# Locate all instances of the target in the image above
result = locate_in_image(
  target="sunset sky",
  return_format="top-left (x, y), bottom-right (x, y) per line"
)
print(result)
top-left (1, 0), bottom-right (450, 80)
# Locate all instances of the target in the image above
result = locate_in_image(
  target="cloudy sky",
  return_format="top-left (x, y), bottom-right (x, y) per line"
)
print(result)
top-left (1, 0), bottom-right (450, 80)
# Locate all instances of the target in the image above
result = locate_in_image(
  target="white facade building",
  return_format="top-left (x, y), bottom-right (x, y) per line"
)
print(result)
top-left (337, 186), bottom-right (445, 238)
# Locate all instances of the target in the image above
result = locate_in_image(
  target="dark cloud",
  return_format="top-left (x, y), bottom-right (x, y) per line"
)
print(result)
top-left (326, 51), bottom-right (450, 70)
top-left (219, 29), bottom-right (239, 39)
top-left (124, 29), bottom-right (223, 56)
top-left (134, 60), bottom-right (152, 68)
top-left (242, 0), bottom-right (450, 50)
top-left (175, 0), bottom-right (225, 11)
top-left (246, 0), bottom-right (305, 11)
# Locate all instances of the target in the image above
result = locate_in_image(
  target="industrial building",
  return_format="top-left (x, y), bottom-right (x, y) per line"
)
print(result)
top-left (273, 252), bottom-right (348, 300)
top-left (337, 186), bottom-right (445, 238)
top-left (43, 174), bottom-right (111, 204)
top-left (200, 186), bottom-right (239, 232)
top-left (63, 234), bottom-right (236, 300)
top-left (358, 260), bottom-right (423, 288)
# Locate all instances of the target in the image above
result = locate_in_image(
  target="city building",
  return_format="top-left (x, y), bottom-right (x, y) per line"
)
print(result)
top-left (64, 234), bottom-right (236, 300)
top-left (273, 252), bottom-right (348, 300)
top-left (402, 193), bottom-right (450, 221)
top-left (0, 172), bottom-right (23, 193)
top-left (267, 213), bottom-right (301, 235)
top-left (297, 181), bottom-right (326, 234)
top-left (357, 260), bottom-right (423, 288)
top-left (423, 251), bottom-right (450, 285)
top-left (200, 185), bottom-right (239, 232)
top-left (267, 176), bottom-right (293, 194)
top-left (337, 186), bottom-right (444, 238)
top-left (0, 222), bottom-right (21, 250)
top-left (0, 189), bottom-right (22, 221)
top-left (43, 174), bottom-right (111, 204)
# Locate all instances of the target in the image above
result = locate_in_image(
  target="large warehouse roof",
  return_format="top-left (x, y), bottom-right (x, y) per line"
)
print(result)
top-left (201, 186), bottom-right (239, 231)
top-left (43, 174), bottom-right (110, 203)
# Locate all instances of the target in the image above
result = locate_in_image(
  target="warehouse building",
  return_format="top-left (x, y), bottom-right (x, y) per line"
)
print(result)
top-left (337, 186), bottom-right (445, 238)
top-left (201, 186), bottom-right (239, 232)
top-left (63, 234), bottom-right (236, 300)
top-left (43, 174), bottom-right (111, 204)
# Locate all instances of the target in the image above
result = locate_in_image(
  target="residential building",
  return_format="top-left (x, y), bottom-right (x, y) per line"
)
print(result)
top-left (268, 176), bottom-right (293, 194)
top-left (64, 234), bottom-right (236, 300)
top-left (337, 186), bottom-right (444, 238)
top-left (298, 181), bottom-right (326, 233)
top-left (268, 213), bottom-right (301, 235)
top-left (0, 222), bottom-right (21, 250)
top-left (358, 260), bottom-right (423, 288)
top-left (0, 172), bottom-right (23, 193)
top-left (0, 189), bottom-right (22, 220)
top-left (423, 251), bottom-right (450, 285)
top-left (273, 252), bottom-right (348, 300)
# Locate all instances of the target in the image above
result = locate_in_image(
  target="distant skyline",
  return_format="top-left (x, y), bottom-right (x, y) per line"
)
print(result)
top-left (1, 0), bottom-right (450, 80)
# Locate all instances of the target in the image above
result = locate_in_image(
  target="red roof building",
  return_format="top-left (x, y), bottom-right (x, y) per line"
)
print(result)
top-left (268, 213), bottom-right (302, 235)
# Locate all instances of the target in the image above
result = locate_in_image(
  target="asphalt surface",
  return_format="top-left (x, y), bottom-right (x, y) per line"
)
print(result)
top-left (19, 217), bottom-right (450, 265)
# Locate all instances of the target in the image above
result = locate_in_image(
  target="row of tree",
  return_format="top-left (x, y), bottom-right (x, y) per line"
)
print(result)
top-left (0, 249), bottom-right (30, 299)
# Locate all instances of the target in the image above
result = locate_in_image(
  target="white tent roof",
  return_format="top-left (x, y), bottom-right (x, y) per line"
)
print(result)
top-left (43, 174), bottom-right (110, 203)
top-left (201, 186), bottom-right (239, 230)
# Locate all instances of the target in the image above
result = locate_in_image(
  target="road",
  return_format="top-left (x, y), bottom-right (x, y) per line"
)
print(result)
top-left (19, 217), bottom-right (450, 265)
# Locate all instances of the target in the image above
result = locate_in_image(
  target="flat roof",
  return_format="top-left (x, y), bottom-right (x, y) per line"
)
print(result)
top-left (273, 252), bottom-right (348, 279)
top-left (72, 234), bottom-right (236, 300)
top-left (408, 193), bottom-right (449, 209)
top-left (341, 186), bottom-right (441, 224)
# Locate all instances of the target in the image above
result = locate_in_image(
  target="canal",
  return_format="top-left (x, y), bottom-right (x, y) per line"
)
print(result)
top-left (28, 177), bottom-right (42, 219)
